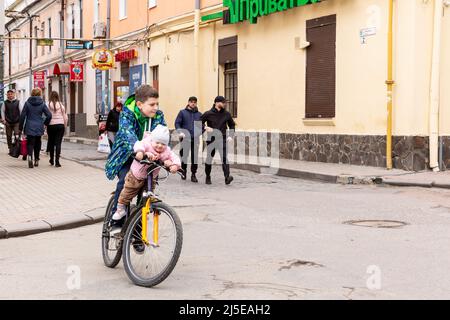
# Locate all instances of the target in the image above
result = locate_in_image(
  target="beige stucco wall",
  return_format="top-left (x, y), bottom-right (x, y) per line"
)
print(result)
top-left (440, 1), bottom-right (450, 135)
top-left (140, 0), bottom-right (450, 138)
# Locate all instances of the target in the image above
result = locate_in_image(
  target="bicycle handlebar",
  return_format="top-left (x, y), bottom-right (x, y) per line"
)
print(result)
top-left (132, 153), bottom-right (185, 178)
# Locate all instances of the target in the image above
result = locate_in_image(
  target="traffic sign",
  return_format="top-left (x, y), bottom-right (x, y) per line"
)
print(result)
top-left (66, 40), bottom-right (94, 50)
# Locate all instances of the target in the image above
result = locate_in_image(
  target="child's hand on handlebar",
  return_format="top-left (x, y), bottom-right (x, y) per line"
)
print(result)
top-left (164, 160), bottom-right (173, 168)
top-left (146, 152), bottom-right (159, 161)
top-left (135, 152), bottom-right (145, 161)
top-left (169, 165), bottom-right (178, 174)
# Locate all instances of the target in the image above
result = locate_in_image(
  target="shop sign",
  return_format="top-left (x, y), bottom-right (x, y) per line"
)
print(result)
top-left (33, 71), bottom-right (46, 89)
top-left (92, 49), bottom-right (115, 71)
top-left (224, 0), bottom-right (321, 24)
top-left (66, 40), bottom-right (94, 50)
top-left (115, 49), bottom-right (138, 62)
top-left (70, 61), bottom-right (84, 82)
top-left (37, 39), bottom-right (54, 46)
top-left (129, 65), bottom-right (143, 95)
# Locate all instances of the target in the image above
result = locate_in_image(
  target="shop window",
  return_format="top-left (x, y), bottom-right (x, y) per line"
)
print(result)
top-left (219, 36), bottom-right (238, 118)
top-left (152, 66), bottom-right (159, 91)
top-left (121, 61), bottom-right (130, 82)
top-left (120, 0), bottom-right (128, 20)
top-left (305, 15), bottom-right (336, 119)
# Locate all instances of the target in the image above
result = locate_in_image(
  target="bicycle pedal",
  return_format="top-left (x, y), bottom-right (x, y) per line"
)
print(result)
top-left (109, 228), bottom-right (122, 237)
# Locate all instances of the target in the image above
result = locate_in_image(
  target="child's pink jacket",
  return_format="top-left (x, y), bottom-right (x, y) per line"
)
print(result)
top-left (131, 137), bottom-right (181, 180)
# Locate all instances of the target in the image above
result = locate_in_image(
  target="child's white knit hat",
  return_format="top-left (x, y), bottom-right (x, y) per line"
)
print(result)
top-left (150, 125), bottom-right (170, 146)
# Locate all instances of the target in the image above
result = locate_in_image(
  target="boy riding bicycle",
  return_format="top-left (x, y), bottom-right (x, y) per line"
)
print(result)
top-left (105, 85), bottom-right (167, 222)
top-left (111, 125), bottom-right (181, 232)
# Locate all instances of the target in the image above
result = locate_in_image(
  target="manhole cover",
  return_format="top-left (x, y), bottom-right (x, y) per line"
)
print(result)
top-left (343, 220), bottom-right (408, 229)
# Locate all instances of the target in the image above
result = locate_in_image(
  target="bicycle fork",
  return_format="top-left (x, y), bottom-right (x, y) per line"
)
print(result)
top-left (141, 199), bottom-right (159, 247)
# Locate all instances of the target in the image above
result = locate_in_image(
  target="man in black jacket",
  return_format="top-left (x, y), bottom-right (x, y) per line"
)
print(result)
top-left (201, 96), bottom-right (236, 185)
top-left (175, 96), bottom-right (203, 183)
top-left (1, 90), bottom-right (22, 152)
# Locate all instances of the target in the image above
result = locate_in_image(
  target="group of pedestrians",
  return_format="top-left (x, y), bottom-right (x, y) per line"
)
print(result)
top-left (0, 88), bottom-right (67, 168)
top-left (174, 95), bottom-right (235, 185)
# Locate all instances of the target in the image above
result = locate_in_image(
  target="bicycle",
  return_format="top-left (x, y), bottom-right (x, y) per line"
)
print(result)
top-left (102, 156), bottom-right (185, 287)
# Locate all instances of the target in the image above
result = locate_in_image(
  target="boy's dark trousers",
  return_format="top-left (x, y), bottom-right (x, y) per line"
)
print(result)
top-left (180, 137), bottom-right (199, 174)
top-left (205, 137), bottom-right (230, 178)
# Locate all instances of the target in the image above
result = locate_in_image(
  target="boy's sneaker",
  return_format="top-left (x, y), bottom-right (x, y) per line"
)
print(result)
top-left (191, 174), bottom-right (198, 183)
top-left (225, 175), bottom-right (234, 185)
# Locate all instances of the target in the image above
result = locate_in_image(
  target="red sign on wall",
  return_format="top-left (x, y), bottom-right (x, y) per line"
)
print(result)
top-left (115, 49), bottom-right (138, 62)
top-left (33, 71), bottom-right (46, 89)
top-left (70, 61), bottom-right (84, 82)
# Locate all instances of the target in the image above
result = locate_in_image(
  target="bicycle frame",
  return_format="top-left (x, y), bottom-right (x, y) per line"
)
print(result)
top-left (140, 163), bottom-right (161, 247)
top-left (138, 160), bottom-right (182, 247)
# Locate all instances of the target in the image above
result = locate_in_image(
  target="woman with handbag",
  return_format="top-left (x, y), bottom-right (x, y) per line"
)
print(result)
top-left (47, 91), bottom-right (68, 167)
top-left (19, 88), bottom-right (52, 169)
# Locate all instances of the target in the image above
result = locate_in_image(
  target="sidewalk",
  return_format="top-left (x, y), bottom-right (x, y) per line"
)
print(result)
top-left (60, 136), bottom-right (450, 190)
top-left (0, 142), bottom-right (115, 239)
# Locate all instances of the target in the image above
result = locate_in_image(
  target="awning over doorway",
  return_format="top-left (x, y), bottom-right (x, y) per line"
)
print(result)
top-left (47, 63), bottom-right (71, 77)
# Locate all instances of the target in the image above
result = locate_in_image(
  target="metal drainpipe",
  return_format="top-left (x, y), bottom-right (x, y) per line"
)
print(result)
top-left (60, 0), bottom-right (67, 110)
top-left (386, 0), bottom-right (395, 170)
top-left (26, 11), bottom-right (33, 96)
top-left (429, 0), bottom-right (443, 172)
top-left (194, 0), bottom-right (201, 98)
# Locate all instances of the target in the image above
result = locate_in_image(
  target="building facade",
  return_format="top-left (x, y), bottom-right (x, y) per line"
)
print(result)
top-left (4, 0), bottom-right (450, 171)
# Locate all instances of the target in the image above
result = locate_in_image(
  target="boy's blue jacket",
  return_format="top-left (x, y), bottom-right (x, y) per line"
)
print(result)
top-left (105, 95), bottom-right (166, 180)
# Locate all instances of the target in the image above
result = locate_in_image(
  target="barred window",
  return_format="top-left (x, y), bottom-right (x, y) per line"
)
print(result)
top-left (224, 62), bottom-right (238, 118)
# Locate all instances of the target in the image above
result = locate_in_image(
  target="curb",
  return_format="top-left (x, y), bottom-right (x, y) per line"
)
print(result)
top-left (0, 212), bottom-right (105, 240)
top-left (382, 180), bottom-right (450, 189)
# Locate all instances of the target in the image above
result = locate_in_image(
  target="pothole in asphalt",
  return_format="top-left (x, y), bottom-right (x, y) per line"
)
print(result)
top-left (278, 259), bottom-right (324, 271)
top-left (343, 220), bottom-right (408, 229)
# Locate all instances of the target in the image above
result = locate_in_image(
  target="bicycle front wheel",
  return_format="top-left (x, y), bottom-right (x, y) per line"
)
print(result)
top-left (122, 202), bottom-right (183, 287)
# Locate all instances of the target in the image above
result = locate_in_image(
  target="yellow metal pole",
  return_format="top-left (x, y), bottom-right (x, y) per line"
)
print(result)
top-left (386, 0), bottom-right (395, 170)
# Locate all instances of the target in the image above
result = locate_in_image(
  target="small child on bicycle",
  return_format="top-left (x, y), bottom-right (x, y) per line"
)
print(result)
top-left (111, 125), bottom-right (181, 230)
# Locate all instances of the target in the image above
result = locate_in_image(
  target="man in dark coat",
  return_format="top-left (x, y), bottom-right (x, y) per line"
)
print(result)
top-left (201, 96), bottom-right (236, 185)
top-left (175, 96), bottom-right (203, 183)
top-left (1, 90), bottom-right (22, 152)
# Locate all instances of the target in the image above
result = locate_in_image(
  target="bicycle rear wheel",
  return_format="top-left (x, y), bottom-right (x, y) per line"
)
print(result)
top-left (102, 195), bottom-right (123, 268)
top-left (122, 202), bottom-right (183, 287)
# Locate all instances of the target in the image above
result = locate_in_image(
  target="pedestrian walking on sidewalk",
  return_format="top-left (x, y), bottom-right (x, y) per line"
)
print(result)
top-left (47, 91), bottom-right (68, 168)
top-left (105, 85), bottom-right (166, 216)
top-left (175, 96), bottom-right (203, 183)
top-left (201, 96), bottom-right (236, 185)
top-left (106, 102), bottom-right (123, 148)
top-left (19, 88), bottom-right (52, 169)
top-left (1, 90), bottom-right (22, 153)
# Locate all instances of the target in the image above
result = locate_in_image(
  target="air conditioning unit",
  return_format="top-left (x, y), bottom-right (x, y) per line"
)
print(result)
top-left (93, 22), bottom-right (107, 39)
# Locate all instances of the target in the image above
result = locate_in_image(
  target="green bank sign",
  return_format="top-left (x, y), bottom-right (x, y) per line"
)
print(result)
top-left (224, 0), bottom-right (321, 24)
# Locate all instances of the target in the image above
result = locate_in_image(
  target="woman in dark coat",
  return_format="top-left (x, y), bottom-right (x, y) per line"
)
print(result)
top-left (105, 102), bottom-right (123, 148)
top-left (19, 88), bottom-right (52, 168)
